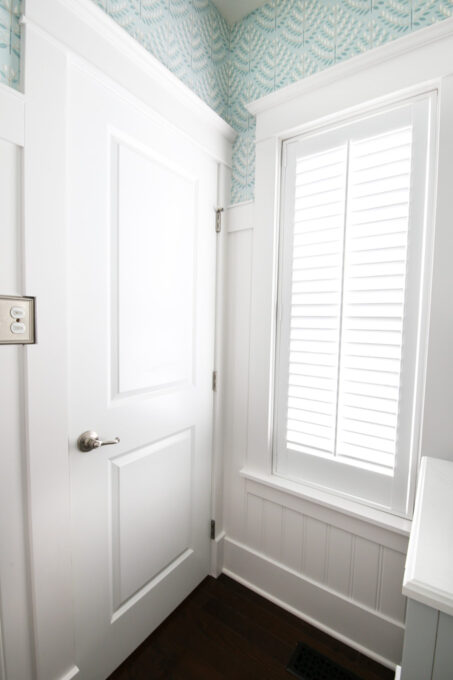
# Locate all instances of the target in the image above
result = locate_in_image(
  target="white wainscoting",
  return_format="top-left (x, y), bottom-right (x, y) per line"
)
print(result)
top-left (221, 203), bottom-right (408, 668)
top-left (0, 112), bottom-right (34, 679)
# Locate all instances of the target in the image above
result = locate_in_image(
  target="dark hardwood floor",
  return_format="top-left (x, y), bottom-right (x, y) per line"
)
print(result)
top-left (108, 574), bottom-right (394, 680)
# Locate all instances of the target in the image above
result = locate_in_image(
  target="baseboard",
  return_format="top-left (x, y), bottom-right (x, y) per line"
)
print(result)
top-left (223, 536), bottom-right (401, 669)
top-left (210, 530), bottom-right (226, 577)
top-left (394, 664), bottom-right (402, 679)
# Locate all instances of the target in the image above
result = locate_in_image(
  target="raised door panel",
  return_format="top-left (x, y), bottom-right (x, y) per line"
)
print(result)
top-left (111, 430), bottom-right (192, 612)
top-left (114, 141), bottom-right (196, 396)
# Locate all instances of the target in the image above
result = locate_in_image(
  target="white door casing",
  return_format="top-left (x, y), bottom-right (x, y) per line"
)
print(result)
top-left (68, 59), bottom-right (217, 678)
top-left (23, 2), bottom-right (234, 678)
top-left (0, 84), bottom-right (35, 680)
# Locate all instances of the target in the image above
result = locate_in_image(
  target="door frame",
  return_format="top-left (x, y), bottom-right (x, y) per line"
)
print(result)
top-left (22, 2), bottom-right (235, 678)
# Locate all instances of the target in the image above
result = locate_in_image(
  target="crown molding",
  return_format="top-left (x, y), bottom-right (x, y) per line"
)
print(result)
top-left (247, 16), bottom-right (453, 118)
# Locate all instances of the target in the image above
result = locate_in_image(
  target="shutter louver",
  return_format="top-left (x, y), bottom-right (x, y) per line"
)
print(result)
top-left (285, 126), bottom-right (413, 475)
top-left (287, 145), bottom-right (348, 458)
top-left (336, 126), bottom-right (413, 473)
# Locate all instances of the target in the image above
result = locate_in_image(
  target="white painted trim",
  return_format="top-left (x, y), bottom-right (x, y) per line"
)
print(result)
top-left (210, 531), bottom-right (226, 578)
top-left (247, 17), bottom-right (453, 117)
top-left (0, 83), bottom-right (24, 147)
top-left (0, 615), bottom-right (5, 680)
top-left (241, 469), bottom-right (411, 539)
top-left (246, 16), bottom-right (453, 527)
top-left (59, 666), bottom-right (80, 680)
top-left (223, 537), bottom-right (401, 668)
top-left (249, 27), bottom-right (453, 143)
top-left (403, 458), bottom-right (453, 617)
top-left (210, 164), bottom-right (230, 577)
top-left (23, 22), bottom-right (77, 680)
top-left (226, 201), bottom-right (254, 233)
top-left (395, 664), bottom-right (402, 680)
top-left (23, 0), bottom-right (235, 165)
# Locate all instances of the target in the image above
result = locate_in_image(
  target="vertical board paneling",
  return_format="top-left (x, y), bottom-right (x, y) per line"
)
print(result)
top-left (432, 612), bottom-right (453, 680)
top-left (224, 228), bottom-right (254, 542)
top-left (262, 500), bottom-right (283, 562)
top-left (246, 494), bottom-right (263, 552)
top-left (303, 516), bottom-right (328, 583)
top-left (352, 537), bottom-right (381, 609)
top-left (0, 138), bottom-right (34, 680)
top-left (243, 490), bottom-right (407, 624)
top-left (327, 526), bottom-right (354, 597)
top-left (379, 548), bottom-right (407, 622)
top-left (281, 508), bottom-right (304, 572)
top-left (0, 614), bottom-right (5, 680)
top-left (224, 213), bottom-right (409, 666)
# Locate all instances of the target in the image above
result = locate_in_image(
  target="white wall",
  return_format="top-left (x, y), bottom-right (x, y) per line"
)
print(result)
top-left (0, 138), bottom-right (34, 680)
top-left (221, 202), bottom-right (408, 668)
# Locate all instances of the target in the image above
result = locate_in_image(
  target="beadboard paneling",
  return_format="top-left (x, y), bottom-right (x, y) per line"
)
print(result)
top-left (223, 537), bottom-right (405, 667)
top-left (222, 206), bottom-right (408, 667)
top-left (242, 491), bottom-right (406, 627)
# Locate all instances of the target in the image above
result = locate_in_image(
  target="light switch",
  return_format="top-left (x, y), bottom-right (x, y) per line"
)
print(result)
top-left (0, 296), bottom-right (35, 344)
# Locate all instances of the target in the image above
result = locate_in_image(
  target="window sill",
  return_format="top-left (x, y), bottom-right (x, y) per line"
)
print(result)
top-left (240, 468), bottom-right (412, 537)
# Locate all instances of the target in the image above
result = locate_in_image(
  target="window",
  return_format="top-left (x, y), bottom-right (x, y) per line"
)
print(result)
top-left (274, 95), bottom-right (435, 516)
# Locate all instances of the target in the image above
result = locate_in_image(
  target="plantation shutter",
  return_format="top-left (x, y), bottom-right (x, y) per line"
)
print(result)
top-left (275, 96), bottom-right (434, 515)
top-left (336, 126), bottom-right (412, 473)
top-left (288, 144), bottom-right (347, 457)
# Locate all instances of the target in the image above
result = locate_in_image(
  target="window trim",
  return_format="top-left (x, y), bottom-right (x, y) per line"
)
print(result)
top-left (243, 23), bottom-right (453, 523)
top-left (273, 94), bottom-right (436, 517)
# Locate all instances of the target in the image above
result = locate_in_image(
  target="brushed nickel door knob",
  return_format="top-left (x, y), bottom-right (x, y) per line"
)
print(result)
top-left (77, 430), bottom-right (120, 452)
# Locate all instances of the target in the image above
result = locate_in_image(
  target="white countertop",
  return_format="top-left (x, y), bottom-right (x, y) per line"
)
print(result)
top-left (403, 457), bottom-right (453, 616)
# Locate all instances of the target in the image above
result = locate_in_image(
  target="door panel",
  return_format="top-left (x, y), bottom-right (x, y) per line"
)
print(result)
top-left (111, 430), bottom-right (192, 610)
top-left (68, 61), bottom-right (217, 679)
top-left (115, 141), bottom-right (195, 395)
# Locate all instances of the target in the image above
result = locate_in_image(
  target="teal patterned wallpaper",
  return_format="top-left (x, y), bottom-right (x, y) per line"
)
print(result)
top-left (0, 0), bottom-right (20, 88)
top-left (1, 0), bottom-right (452, 203)
top-left (0, 0), bottom-right (230, 118)
top-left (91, 0), bottom-right (230, 120)
top-left (228, 0), bottom-right (453, 202)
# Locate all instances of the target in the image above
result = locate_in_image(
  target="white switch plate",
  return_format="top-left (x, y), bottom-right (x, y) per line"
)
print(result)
top-left (0, 296), bottom-right (35, 344)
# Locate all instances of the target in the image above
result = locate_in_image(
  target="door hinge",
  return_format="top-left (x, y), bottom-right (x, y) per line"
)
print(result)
top-left (215, 207), bottom-right (224, 233)
top-left (212, 370), bottom-right (217, 392)
top-left (210, 519), bottom-right (216, 540)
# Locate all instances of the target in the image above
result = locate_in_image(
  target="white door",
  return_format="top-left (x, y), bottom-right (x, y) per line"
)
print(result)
top-left (67, 61), bottom-right (217, 679)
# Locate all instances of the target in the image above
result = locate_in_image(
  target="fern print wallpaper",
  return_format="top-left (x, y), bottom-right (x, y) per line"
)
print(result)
top-left (1, 0), bottom-right (452, 202)
top-left (0, 0), bottom-right (230, 118)
top-left (0, 0), bottom-right (20, 87)
top-left (228, 0), bottom-right (453, 202)
top-left (91, 0), bottom-right (230, 119)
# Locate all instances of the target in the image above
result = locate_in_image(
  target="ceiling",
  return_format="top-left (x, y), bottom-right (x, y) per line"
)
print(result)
top-left (210, 0), bottom-right (269, 24)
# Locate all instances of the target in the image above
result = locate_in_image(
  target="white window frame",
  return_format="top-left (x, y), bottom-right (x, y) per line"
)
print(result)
top-left (242, 18), bottom-right (453, 527)
top-left (274, 95), bottom-right (435, 516)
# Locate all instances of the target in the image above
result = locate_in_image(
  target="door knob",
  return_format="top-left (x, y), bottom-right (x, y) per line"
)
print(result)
top-left (77, 430), bottom-right (120, 452)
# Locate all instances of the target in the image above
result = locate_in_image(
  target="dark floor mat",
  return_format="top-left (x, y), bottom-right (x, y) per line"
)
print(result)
top-left (287, 642), bottom-right (363, 680)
